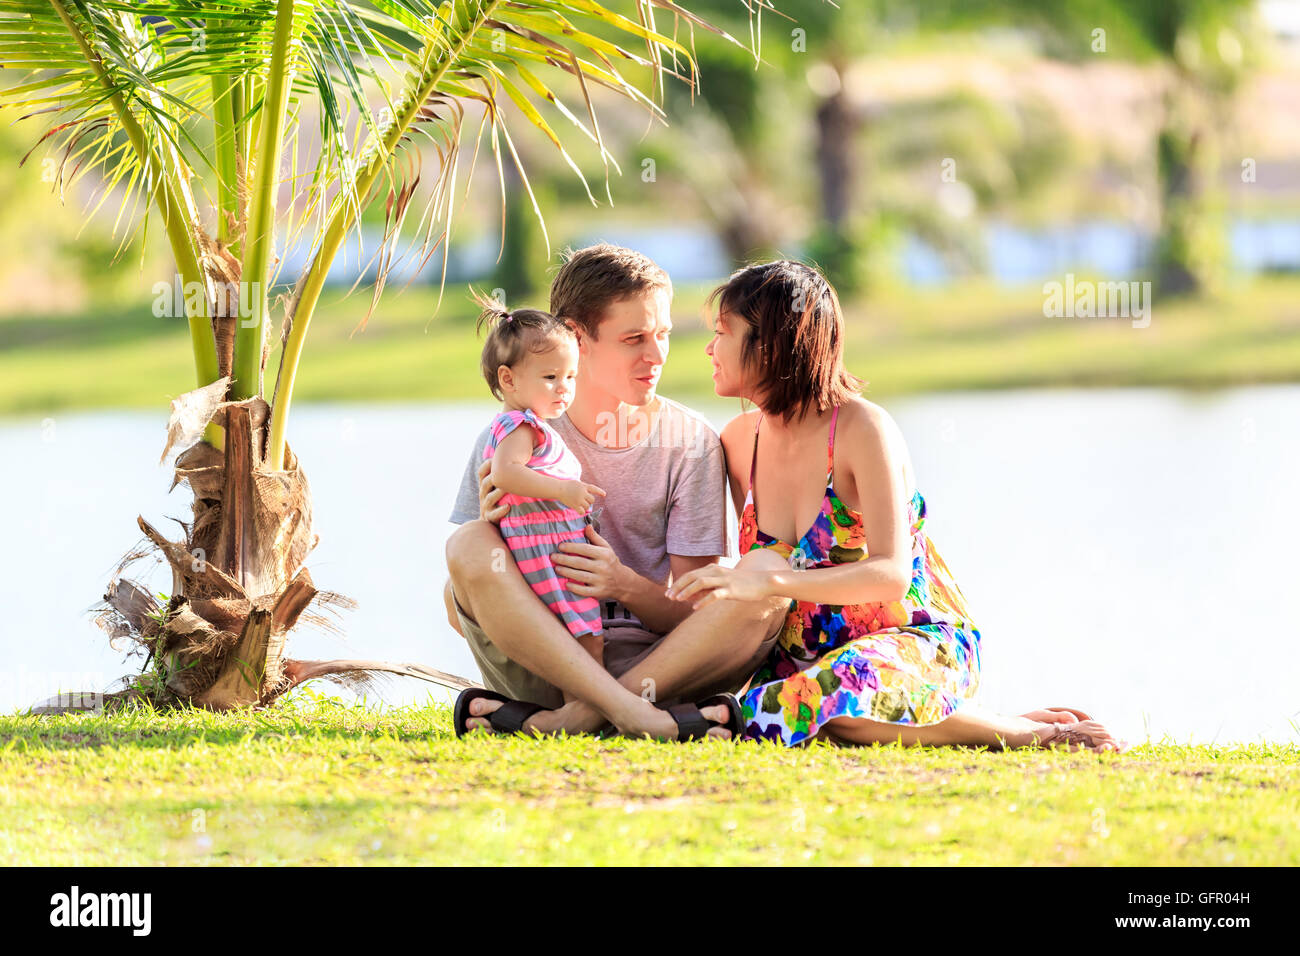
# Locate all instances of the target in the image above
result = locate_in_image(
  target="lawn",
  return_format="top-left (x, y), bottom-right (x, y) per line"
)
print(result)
top-left (2, 275), bottom-right (1299, 417)
top-left (1, 693), bottom-right (1296, 866)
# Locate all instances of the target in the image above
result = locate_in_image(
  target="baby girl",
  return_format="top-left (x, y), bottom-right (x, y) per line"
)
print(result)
top-left (475, 296), bottom-right (605, 666)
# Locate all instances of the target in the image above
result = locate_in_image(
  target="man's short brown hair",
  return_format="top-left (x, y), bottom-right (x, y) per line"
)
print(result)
top-left (549, 243), bottom-right (672, 339)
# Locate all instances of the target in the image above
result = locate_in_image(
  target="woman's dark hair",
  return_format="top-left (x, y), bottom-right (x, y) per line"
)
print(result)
top-left (706, 260), bottom-right (863, 424)
top-left (473, 289), bottom-right (574, 401)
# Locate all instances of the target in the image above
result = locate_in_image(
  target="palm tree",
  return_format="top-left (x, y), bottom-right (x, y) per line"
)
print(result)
top-left (2, 0), bottom-right (753, 711)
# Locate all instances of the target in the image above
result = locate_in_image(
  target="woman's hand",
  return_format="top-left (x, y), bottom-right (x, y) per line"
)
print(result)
top-left (476, 460), bottom-right (508, 524)
top-left (664, 564), bottom-right (776, 610)
top-left (554, 525), bottom-right (628, 599)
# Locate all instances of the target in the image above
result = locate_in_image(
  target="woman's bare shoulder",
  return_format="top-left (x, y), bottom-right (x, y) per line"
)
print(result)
top-left (720, 407), bottom-right (760, 438)
top-left (838, 397), bottom-right (899, 438)
top-left (837, 398), bottom-right (913, 480)
top-left (719, 408), bottom-right (761, 454)
top-left (719, 409), bottom-right (760, 483)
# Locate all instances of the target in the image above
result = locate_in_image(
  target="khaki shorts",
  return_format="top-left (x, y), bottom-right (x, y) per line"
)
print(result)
top-left (450, 587), bottom-right (663, 709)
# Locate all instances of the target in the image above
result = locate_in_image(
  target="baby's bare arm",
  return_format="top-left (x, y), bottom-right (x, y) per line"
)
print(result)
top-left (489, 425), bottom-right (571, 501)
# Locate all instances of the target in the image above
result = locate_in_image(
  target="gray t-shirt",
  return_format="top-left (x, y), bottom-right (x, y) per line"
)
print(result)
top-left (449, 396), bottom-right (729, 634)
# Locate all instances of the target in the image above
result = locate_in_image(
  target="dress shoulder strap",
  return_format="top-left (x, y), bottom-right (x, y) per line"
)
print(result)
top-left (748, 412), bottom-right (763, 493)
top-left (826, 405), bottom-right (839, 485)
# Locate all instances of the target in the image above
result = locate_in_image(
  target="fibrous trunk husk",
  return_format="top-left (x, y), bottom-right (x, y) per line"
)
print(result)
top-left (70, 381), bottom-right (477, 715)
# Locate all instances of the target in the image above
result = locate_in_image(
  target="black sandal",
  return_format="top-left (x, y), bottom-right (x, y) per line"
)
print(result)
top-left (453, 688), bottom-right (548, 737)
top-left (660, 693), bottom-right (745, 741)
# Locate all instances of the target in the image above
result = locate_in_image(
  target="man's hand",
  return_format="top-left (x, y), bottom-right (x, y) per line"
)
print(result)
top-left (477, 459), bottom-right (508, 524)
top-left (554, 524), bottom-right (628, 600)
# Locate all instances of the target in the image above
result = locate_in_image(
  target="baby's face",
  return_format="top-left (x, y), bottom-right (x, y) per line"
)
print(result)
top-left (506, 336), bottom-right (579, 419)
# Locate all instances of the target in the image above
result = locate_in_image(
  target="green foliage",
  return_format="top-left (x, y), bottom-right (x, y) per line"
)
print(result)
top-left (803, 212), bottom-right (897, 297)
top-left (0, 0), bottom-right (750, 460)
top-left (665, 36), bottom-right (764, 149)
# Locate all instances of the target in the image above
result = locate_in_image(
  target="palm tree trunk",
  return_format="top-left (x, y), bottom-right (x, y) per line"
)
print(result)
top-left (84, 387), bottom-right (475, 712)
top-left (1155, 121), bottom-right (1201, 296)
top-left (815, 77), bottom-right (856, 231)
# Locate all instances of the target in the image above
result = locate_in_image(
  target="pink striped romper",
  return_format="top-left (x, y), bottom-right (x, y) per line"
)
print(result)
top-left (483, 409), bottom-right (603, 639)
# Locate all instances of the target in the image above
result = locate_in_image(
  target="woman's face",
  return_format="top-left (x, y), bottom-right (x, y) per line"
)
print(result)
top-left (705, 307), bottom-right (755, 400)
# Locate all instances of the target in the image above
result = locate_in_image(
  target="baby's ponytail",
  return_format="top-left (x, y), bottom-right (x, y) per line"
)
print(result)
top-left (471, 287), bottom-right (573, 401)
top-left (473, 288), bottom-right (515, 339)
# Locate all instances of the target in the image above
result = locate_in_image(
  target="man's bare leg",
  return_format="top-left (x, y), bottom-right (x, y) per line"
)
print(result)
top-left (446, 520), bottom-right (721, 738)
top-left (566, 632), bottom-right (604, 704)
top-left (498, 548), bottom-right (793, 737)
top-left (443, 578), bottom-right (463, 637)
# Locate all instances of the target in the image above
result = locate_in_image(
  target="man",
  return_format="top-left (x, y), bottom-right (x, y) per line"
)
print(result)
top-left (444, 244), bottom-right (790, 738)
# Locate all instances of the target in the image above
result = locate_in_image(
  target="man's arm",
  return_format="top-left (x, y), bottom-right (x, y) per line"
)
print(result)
top-left (556, 527), bottom-right (719, 636)
top-left (614, 552), bottom-right (719, 636)
top-left (449, 425), bottom-right (505, 525)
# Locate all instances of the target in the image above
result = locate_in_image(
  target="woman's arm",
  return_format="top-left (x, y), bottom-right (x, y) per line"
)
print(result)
top-left (765, 555), bottom-right (909, 606)
top-left (773, 403), bottom-right (913, 604)
top-left (489, 425), bottom-right (572, 502)
top-left (718, 412), bottom-right (753, 522)
top-left (668, 403), bottom-right (914, 609)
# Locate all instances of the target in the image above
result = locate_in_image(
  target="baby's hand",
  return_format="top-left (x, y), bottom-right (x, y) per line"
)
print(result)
top-left (559, 480), bottom-right (605, 514)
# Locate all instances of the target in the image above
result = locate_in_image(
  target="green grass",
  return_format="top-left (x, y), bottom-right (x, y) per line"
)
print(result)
top-left (1, 693), bottom-right (1296, 865)
top-left (3, 275), bottom-right (1300, 417)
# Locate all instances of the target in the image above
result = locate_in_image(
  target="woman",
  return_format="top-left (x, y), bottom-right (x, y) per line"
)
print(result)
top-left (667, 260), bottom-right (1126, 751)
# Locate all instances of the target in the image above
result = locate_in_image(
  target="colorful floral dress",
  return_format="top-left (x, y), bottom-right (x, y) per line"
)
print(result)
top-left (738, 405), bottom-right (981, 745)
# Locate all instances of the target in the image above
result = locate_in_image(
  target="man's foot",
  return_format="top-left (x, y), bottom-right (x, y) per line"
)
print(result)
top-left (464, 694), bottom-right (735, 740)
top-left (462, 695), bottom-right (560, 735)
top-left (617, 697), bottom-right (736, 741)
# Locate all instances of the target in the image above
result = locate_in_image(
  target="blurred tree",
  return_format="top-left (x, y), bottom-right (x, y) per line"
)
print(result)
top-left (662, 0), bottom-right (1262, 298)
top-left (954, 0), bottom-right (1260, 295)
top-left (658, 31), bottom-right (789, 264)
top-left (491, 157), bottom-right (553, 304)
top-left (664, 1), bottom-right (1098, 291)
top-left (1114, 0), bottom-right (1260, 296)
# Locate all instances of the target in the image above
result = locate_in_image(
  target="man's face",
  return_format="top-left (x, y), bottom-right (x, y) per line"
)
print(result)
top-left (577, 288), bottom-right (672, 406)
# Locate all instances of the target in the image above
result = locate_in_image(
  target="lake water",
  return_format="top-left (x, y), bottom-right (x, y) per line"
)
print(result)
top-left (290, 218), bottom-right (1300, 286)
top-left (2, 387), bottom-right (1297, 746)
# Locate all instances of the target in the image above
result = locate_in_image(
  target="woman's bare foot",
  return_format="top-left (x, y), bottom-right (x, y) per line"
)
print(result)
top-left (1019, 706), bottom-right (1093, 724)
top-left (1024, 718), bottom-right (1128, 753)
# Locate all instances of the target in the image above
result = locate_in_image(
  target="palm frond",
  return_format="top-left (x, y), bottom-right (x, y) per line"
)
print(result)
top-left (2, 0), bottom-right (779, 464)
